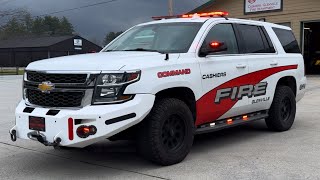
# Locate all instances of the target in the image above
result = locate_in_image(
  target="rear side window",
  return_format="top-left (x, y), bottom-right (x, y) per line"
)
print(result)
top-left (272, 28), bottom-right (301, 53)
top-left (236, 24), bottom-right (274, 53)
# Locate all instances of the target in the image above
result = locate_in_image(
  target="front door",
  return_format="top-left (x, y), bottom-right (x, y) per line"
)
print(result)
top-left (196, 23), bottom-right (249, 126)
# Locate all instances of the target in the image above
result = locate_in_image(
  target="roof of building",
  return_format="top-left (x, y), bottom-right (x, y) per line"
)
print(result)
top-left (188, 0), bottom-right (215, 14)
top-left (0, 35), bottom-right (77, 49)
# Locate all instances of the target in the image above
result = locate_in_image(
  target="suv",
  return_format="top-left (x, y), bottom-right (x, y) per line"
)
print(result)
top-left (10, 12), bottom-right (307, 166)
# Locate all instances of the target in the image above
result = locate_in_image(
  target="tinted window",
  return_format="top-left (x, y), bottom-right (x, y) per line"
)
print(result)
top-left (237, 24), bottom-right (268, 53)
top-left (260, 27), bottom-right (276, 53)
top-left (273, 28), bottom-right (301, 53)
top-left (201, 24), bottom-right (239, 54)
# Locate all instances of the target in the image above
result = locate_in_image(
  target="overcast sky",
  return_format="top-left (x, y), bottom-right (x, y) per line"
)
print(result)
top-left (0, 0), bottom-right (206, 44)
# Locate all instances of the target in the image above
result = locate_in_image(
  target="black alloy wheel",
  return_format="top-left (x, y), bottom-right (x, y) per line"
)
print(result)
top-left (162, 114), bottom-right (186, 152)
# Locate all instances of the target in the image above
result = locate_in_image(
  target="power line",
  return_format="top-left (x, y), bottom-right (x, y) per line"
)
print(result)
top-left (35, 0), bottom-right (122, 17)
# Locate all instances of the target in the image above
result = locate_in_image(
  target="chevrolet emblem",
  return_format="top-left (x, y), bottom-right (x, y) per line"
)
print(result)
top-left (38, 81), bottom-right (55, 93)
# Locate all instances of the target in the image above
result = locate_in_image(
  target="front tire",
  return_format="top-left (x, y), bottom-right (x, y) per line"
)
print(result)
top-left (137, 98), bottom-right (194, 166)
top-left (265, 86), bottom-right (296, 131)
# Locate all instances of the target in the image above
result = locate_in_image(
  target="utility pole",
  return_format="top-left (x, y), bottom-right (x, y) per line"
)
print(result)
top-left (168, 0), bottom-right (173, 16)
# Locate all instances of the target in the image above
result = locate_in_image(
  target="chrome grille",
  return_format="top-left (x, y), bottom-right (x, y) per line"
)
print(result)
top-left (27, 89), bottom-right (84, 107)
top-left (27, 71), bottom-right (88, 84)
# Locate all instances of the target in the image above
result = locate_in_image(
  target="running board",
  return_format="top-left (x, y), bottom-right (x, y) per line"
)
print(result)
top-left (195, 110), bottom-right (268, 134)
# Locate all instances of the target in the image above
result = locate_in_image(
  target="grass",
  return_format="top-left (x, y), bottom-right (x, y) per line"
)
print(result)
top-left (0, 68), bottom-right (25, 75)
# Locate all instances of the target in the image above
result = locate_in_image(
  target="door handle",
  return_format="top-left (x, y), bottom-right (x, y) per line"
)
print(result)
top-left (270, 61), bottom-right (278, 66)
top-left (236, 64), bottom-right (247, 68)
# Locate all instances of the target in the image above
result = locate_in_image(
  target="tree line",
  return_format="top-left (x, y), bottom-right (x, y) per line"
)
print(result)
top-left (0, 9), bottom-right (123, 46)
top-left (0, 10), bottom-right (74, 40)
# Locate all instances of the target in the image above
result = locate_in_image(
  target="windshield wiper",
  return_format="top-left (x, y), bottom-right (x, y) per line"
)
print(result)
top-left (124, 48), bottom-right (162, 53)
top-left (106, 48), bottom-right (170, 60)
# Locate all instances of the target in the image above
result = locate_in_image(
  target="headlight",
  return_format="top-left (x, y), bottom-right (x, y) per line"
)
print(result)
top-left (92, 71), bottom-right (141, 104)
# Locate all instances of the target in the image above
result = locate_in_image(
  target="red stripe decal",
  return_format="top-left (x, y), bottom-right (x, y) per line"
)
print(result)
top-left (68, 118), bottom-right (74, 140)
top-left (195, 65), bottom-right (298, 126)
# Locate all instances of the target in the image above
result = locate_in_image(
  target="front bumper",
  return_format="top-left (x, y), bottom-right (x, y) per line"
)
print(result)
top-left (11, 94), bottom-right (155, 148)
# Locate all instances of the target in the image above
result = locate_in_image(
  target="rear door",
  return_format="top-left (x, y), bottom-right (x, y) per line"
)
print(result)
top-left (235, 23), bottom-right (281, 113)
top-left (196, 23), bottom-right (250, 126)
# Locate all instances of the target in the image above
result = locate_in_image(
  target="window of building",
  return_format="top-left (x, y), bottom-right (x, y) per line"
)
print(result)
top-left (272, 28), bottom-right (301, 53)
top-left (201, 23), bottom-right (239, 55)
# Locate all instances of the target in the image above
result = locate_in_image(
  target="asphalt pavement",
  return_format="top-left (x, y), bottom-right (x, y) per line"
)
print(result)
top-left (0, 75), bottom-right (320, 180)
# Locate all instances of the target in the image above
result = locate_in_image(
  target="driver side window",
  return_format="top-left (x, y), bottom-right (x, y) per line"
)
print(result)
top-left (201, 23), bottom-right (239, 55)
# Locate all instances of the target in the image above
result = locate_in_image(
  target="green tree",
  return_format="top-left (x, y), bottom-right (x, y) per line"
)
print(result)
top-left (0, 10), bottom-right (76, 39)
top-left (23, 12), bottom-right (33, 33)
top-left (58, 16), bottom-right (74, 35)
top-left (31, 17), bottom-right (45, 35)
top-left (42, 16), bottom-right (61, 35)
top-left (2, 17), bottom-right (27, 38)
top-left (103, 31), bottom-right (123, 46)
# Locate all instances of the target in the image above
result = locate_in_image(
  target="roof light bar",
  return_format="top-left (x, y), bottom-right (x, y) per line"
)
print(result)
top-left (152, 11), bottom-right (229, 20)
top-left (182, 11), bottom-right (229, 18)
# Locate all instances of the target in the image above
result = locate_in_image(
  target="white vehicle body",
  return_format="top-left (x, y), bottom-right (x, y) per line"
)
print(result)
top-left (10, 17), bottom-right (306, 149)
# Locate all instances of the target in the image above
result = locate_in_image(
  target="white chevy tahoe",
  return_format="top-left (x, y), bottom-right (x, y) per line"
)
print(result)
top-left (10, 12), bottom-right (307, 165)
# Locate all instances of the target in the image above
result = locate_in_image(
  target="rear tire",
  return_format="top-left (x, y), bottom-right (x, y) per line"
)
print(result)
top-left (265, 86), bottom-right (296, 131)
top-left (137, 98), bottom-right (194, 166)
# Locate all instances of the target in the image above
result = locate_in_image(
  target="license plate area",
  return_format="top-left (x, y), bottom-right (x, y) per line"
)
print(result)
top-left (29, 116), bottom-right (45, 132)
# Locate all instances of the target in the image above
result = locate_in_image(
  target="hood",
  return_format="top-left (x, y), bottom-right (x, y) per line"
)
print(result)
top-left (26, 52), bottom-right (179, 71)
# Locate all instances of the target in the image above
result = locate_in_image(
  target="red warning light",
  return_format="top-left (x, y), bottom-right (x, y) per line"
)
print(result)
top-left (210, 41), bottom-right (222, 48)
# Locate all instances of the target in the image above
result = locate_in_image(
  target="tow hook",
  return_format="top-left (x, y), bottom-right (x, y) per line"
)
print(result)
top-left (27, 131), bottom-right (61, 146)
top-left (10, 129), bottom-right (17, 142)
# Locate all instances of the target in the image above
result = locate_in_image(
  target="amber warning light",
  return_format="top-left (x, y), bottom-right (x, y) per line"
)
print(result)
top-left (152, 11), bottom-right (229, 20)
top-left (181, 11), bottom-right (229, 18)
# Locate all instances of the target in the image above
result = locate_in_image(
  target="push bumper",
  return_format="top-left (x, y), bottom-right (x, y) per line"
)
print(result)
top-left (11, 94), bottom-right (155, 148)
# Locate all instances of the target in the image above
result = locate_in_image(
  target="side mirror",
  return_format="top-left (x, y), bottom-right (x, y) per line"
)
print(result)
top-left (199, 41), bottom-right (228, 57)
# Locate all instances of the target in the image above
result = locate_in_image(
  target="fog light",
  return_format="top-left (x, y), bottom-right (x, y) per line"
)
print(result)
top-left (76, 125), bottom-right (97, 138)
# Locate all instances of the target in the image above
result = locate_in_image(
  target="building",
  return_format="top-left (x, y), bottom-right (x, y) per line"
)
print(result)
top-left (190, 0), bottom-right (320, 74)
top-left (0, 35), bottom-right (102, 67)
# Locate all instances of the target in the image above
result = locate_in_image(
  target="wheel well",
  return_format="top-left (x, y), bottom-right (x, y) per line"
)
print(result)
top-left (276, 76), bottom-right (297, 96)
top-left (155, 87), bottom-right (197, 121)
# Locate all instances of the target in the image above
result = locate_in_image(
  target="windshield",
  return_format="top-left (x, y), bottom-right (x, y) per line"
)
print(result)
top-left (104, 22), bottom-right (203, 53)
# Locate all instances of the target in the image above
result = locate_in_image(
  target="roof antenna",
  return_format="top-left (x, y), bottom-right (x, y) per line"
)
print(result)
top-left (165, 53), bottom-right (169, 61)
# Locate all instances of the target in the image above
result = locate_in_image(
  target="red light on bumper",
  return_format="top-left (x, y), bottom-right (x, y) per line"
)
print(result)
top-left (68, 118), bottom-right (74, 141)
top-left (76, 125), bottom-right (97, 139)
